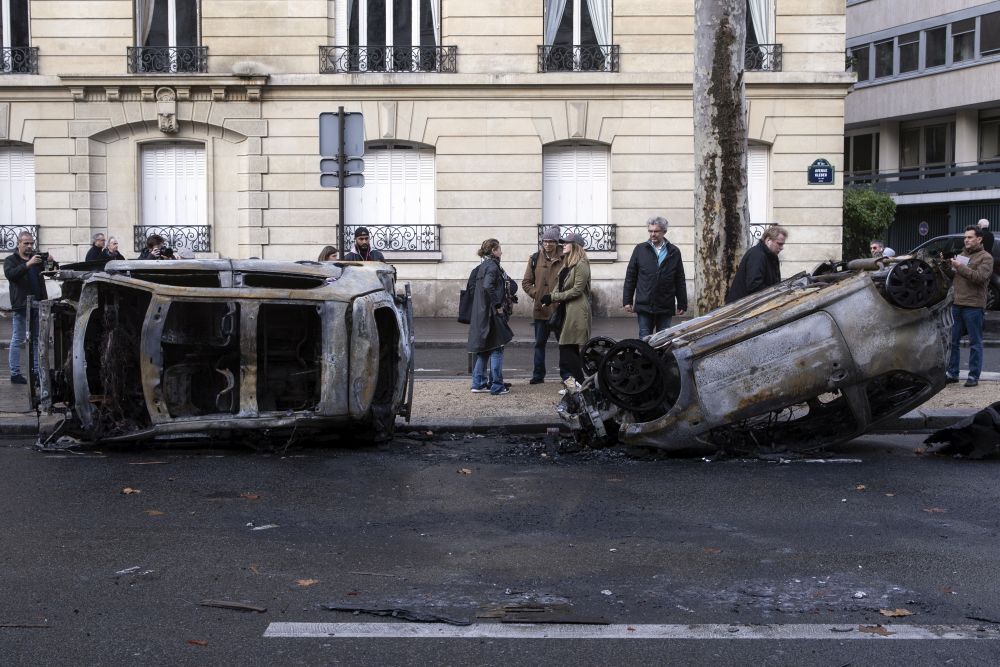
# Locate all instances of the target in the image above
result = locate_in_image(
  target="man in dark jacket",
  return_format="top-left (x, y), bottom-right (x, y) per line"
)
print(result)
top-left (725, 225), bottom-right (787, 304)
top-left (4, 232), bottom-right (49, 384)
top-left (522, 226), bottom-right (565, 383)
top-left (978, 219), bottom-right (995, 253)
top-left (623, 216), bottom-right (687, 338)
top-left (344, 227), bottom-right (386, 262)
top-left (85, 232), bottom-right (106, 262)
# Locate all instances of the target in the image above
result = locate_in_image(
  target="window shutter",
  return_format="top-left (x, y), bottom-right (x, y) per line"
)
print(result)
top-left (141, 143), bottom-right (206, 231)
top-left (0, 147), bottom-right (36, 228)
top-left (349, 144), bottom-right (435, 236)
top-left (543, 144), bottom-right (609, 229)
top-left (747, 144), bottom-right (770, 227)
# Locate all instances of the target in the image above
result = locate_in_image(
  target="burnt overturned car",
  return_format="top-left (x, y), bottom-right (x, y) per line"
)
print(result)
top-left (31, 259), bottom-right (414, 446)
top-left (559, 255), bottom-right (954, 452)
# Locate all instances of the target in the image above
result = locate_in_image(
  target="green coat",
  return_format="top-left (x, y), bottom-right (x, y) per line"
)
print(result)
top-left (551, 258), bottom-right (592, 346)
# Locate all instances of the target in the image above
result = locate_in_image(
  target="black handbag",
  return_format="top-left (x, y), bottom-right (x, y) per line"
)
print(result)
top-left (457, 264), bottom-right (483, 324)
top-left (547, 303), bottom-right (565, 334)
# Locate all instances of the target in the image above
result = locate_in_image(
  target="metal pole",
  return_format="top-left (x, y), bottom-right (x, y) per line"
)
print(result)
top-left (338, 105), bottom-right (346, 260)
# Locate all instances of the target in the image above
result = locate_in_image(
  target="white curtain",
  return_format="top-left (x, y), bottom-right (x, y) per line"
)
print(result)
top-left (586, 0), bottom-right (611, 45)
top-left (747, 0), bottom-right (772, 44)
top-left (544, 0), bottom-right (568, 45)
top-left (430, 0), bottom-right (440, 46)
top-left (137, 0), bottom-right (157, 45)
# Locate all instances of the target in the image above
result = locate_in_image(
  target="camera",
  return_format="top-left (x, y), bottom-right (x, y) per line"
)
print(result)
top-left (158, 245), bottom-right (175, 259)
top-left (28, 250), bottom-right (57, 270)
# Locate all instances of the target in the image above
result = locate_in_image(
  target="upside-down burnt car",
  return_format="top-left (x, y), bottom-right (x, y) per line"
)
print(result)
top-left (558, 255), bottom-right (954, 453)
top-left (30, 259), bottom-right (414, 446)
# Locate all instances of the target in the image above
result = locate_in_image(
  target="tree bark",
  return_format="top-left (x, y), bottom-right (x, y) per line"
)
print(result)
top-left (693, 0), bottom-right (749, 313)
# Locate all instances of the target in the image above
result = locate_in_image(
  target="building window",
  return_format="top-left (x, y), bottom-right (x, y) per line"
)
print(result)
top-left (0, 145), bottom-right (35, 244)
top-left (898, 31), bottom-right (919, 73)
top-left (900, 123), bottom-right (953, 173)
top-left (346, 143), bottom-right (435, 233)
top-left (541, 0), bottom-right (615, 72)
top-left (924, 26), bottom-right (946, 68)
top-left (133, 0), bottom-right (203, 73)
top-left (542, 143), bottom-right (610, 231)
top-left (874, 39), bottom-right (893, 78)
top-left (342, 0), bottom-right (441, 72)
top-left (850, 44), bottom-right (870, 82)
top-left (1, 0), bottom-right (33, 74)
top-left (747, 144), bottom-right (770, 227)
top-left (845, 132), bottom-right (879, 177)
top-left (952, 18), bottom-right (975, 63)
top-left (981, 11), bottom-right (1000, 57)
top-left (980, 119), bottom-right (1000, 162)
top-left (140, 143), bottom-right (207, 250)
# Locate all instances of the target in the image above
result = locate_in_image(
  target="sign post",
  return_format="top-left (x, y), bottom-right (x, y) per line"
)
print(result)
top-left (319, 109), bottom-right (365, 259)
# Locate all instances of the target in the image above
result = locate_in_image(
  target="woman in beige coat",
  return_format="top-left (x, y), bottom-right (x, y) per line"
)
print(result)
top-left (541, 233), bottom-right (592, 383)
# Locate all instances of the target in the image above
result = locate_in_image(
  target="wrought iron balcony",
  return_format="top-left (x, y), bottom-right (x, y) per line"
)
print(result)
top-left (846, 162), bottom-right (1000, 196)
top-left (320, 46), bottom-right (457, 73)
top-left (133, 226), bottom-right (211, 253)
top-left (0, 225), bottom-right (38, 253)
top-left (536, 224), bottom-right (617, 252)
top-left (341, 224), bottom-right (441, 253)
top-left (127, 46), bottom-right (208, 73)
top-left (745, 43), bottom-right (782, 71)
top-left (538, 44), bottom-right (620, 72)
top-left (1, 47), bottom-right (39, 74)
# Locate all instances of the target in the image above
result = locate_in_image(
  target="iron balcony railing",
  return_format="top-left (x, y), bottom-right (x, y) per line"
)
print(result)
top-left (1, 47), bottom-right (39, 74)
top-left (133, 225), bottom-right (211, 254)
top-left (845, 162), bottom-right (1000, 196)
top-left (320, 45), bottom-right (457, 73)
top-left (0, 225), bottom-right (38, 253)
top-left (127, 46), bottom-right (208, 73)
top-left (745, 43), bottom-right (782, 71)
top-left (536, 224), bottom-right (617, 252)
top-left (342, 224), bottom-right (441, 253)
top-left (538, 44), bottom-right (620, 72)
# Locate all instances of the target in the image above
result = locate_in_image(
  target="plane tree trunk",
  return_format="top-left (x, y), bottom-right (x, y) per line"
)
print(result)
top-left (693, 0), bottom-right (749, 313)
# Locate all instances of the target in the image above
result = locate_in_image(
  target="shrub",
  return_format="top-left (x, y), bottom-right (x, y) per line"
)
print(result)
top-left (843, 187), bottom-right (896, 261)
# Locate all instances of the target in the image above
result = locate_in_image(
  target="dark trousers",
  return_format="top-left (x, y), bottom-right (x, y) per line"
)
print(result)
top-left (637, 311), bottom-right (673, 339)
top-left (532, 319), bottom-right (570, 381)
top-left (559, 344), bottom-right (584, 383)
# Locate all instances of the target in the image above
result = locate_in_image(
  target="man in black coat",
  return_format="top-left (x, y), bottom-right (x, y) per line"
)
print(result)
top-left (725, 225), bottom-right (787, 304)
top-left (344, 227), bottom-right (386, 262)
top-left (623, 216), bottom-right (687, 338)
top-left (3, 232), bottom-right (50, 384)
top-left (85, 232), bottom-right (106, 262)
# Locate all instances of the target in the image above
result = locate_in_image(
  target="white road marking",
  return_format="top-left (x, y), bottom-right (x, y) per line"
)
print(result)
top-left (264, 622), bottom-right (999, 640)
top-left (414, 369), bottom-right (442, 372)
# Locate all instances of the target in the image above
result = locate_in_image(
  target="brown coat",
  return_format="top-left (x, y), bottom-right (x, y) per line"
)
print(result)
top-left (522, 248), bottom-right (564, 320)
top-left (952, 247), bottom-right (993, 308)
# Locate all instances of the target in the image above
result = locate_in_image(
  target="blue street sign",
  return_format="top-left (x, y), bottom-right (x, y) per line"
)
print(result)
top-left (807, 158), bottom-right (835, 185)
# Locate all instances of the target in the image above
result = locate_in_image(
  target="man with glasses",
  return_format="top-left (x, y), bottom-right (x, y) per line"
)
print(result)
top-left (522, 226), bottom-right (566, 384)
top-left (725, 225), bottom-right (787, 304)
top-left (4, 232), bottom-right (51, 384)
top-left (622, 216), bottom-right (688, 338)
top-left (344, 227), bottom-right (386, 262)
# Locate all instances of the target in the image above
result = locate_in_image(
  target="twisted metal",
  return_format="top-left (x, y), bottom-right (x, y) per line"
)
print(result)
top-left (133, 225), bottom-right (211, 253)
top-left (342, 225), bottom-right (441, 252)
top-left (0, 225), bottom-right (38, 253)
top-left (744, 43), bottom-right (782, 71)
top-left (127, 46), bottom-right (208, 73)
top-left (1, 47), bottom-right (39, 74)
top-left (537, 44), bottom-right (620, 72)
top-left (537, 224), bottom-right (617, 252)
top-left (320, 46), bottom-right (457, 73)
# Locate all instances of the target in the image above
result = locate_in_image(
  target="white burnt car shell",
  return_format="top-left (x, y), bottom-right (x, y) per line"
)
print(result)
top-left (558, 257), bottom-right (953, 452)
top-left (32, 259), bottom-right (414, 445)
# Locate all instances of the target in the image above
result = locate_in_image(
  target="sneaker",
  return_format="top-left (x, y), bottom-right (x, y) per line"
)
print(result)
top-left (503, 382), bottom-right (512, 389)
top-left (10, 374), bottom-right (27, 385)
top-left (558, 389), bottom-right (567, 395)
top-left (471, 387), bottom-right (490, 393)
top-left (529, 378), bottom-right (544, 385)
top-left (491, 387), bottom-right (510, 395)
top-left (945, 375), bottom-right (959, 384)
top-left (964, 378), bottom-right (979, 387)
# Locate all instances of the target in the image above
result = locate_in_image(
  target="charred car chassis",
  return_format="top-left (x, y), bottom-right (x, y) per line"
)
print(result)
top-left (31, 260), bottom-right (414, 446)
top-left (559, 256), bottom-right (954, 453)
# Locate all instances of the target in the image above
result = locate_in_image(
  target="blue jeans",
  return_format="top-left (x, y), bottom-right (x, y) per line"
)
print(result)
top-left (472, 347), bottom-right (505, 394)
top-left (532, 320), bottom-right (570, 382)
top-left (948, 305), bottom-right (984, 380)
top-left (637, 311), bottom-right (673, 339)
top-left (9, 309), bottom-right (39, 378)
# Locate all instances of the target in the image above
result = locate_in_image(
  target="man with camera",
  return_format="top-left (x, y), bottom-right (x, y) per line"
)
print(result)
top-left (138, 234), bottom-right (177, 260)
top-left (4, 232), bottom-right (51, 385)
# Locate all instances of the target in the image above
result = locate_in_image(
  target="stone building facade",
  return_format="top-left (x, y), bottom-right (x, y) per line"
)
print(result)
top-left (1, 0), bottom-right (850, 316)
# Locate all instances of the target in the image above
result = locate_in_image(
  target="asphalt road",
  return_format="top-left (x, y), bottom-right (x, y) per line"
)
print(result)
top-left (2, 433), bottom-right (1000, 665)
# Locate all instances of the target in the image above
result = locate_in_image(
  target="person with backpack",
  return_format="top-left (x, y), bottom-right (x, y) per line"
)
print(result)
top-left (467, 238), bottom-right (516, 395)
top-left (521, 226), bottom-right (566, 384)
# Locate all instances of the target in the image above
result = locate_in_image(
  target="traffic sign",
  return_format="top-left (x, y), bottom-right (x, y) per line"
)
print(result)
top-left (319, 111), bottom-right (365, 158)
top-left (320, 173), bottom-right (364, 188)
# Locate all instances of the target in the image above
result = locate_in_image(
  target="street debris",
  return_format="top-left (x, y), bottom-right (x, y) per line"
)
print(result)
top-left (249, 523), bottom-right (279, 531)
top-left (880, 608), bottom-right (914, 617)
top-left (852, 591), bottom-right (867, 599)
top-left (199, 600), bottom-right (266, 613)
top-left (186, 639), bottom-right (209, 647)
top-left (115, 566), bottom-right (142, 575)
top-left (601, 589), bottom-right (613, 596)
top-left (295, 579), bottom-right (320, 587)
top-left (457, 468), bottom-right (473, 475)
top-left (858, 624), bottom-right (894, 637)
top-left (120, 487), bottom-right (140, 495)
top-left (925, 402), bottom-right (1000, 458)
top-left (923, 508), bottom-right (948, 514)
top-left (322, 604), bottom-right (471, 626)
top-left (144, 509), bottom-right (165, 516)
top-left (239, 493), bottom-right (261, 500)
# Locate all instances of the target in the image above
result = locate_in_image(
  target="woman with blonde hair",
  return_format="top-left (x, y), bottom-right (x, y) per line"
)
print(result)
top-left (541, 233), bottom-right (592, 385)
top-left (317, 245), bottom-right (338, 261)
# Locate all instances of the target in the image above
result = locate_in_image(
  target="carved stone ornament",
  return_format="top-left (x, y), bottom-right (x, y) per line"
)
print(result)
top-left (156, 87), bottom-right (178, 134)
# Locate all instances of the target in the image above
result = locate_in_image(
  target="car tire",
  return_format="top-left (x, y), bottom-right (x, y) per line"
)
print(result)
top-left (989, 285), bottom-right (1000, 311)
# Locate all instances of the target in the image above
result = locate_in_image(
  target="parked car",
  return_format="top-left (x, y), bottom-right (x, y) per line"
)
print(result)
top-left (31, 259), bottom-right (414, 446)
top-left (557, 256), bottom-right (953, 453)
top-left (910, 233), bottom-right (1000, 309)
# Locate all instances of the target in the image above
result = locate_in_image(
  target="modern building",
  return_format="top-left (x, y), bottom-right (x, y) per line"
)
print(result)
top-left (846, 0), bottom-right (1000, 253)
top-left (1, 1), bottom-right (850, 316)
